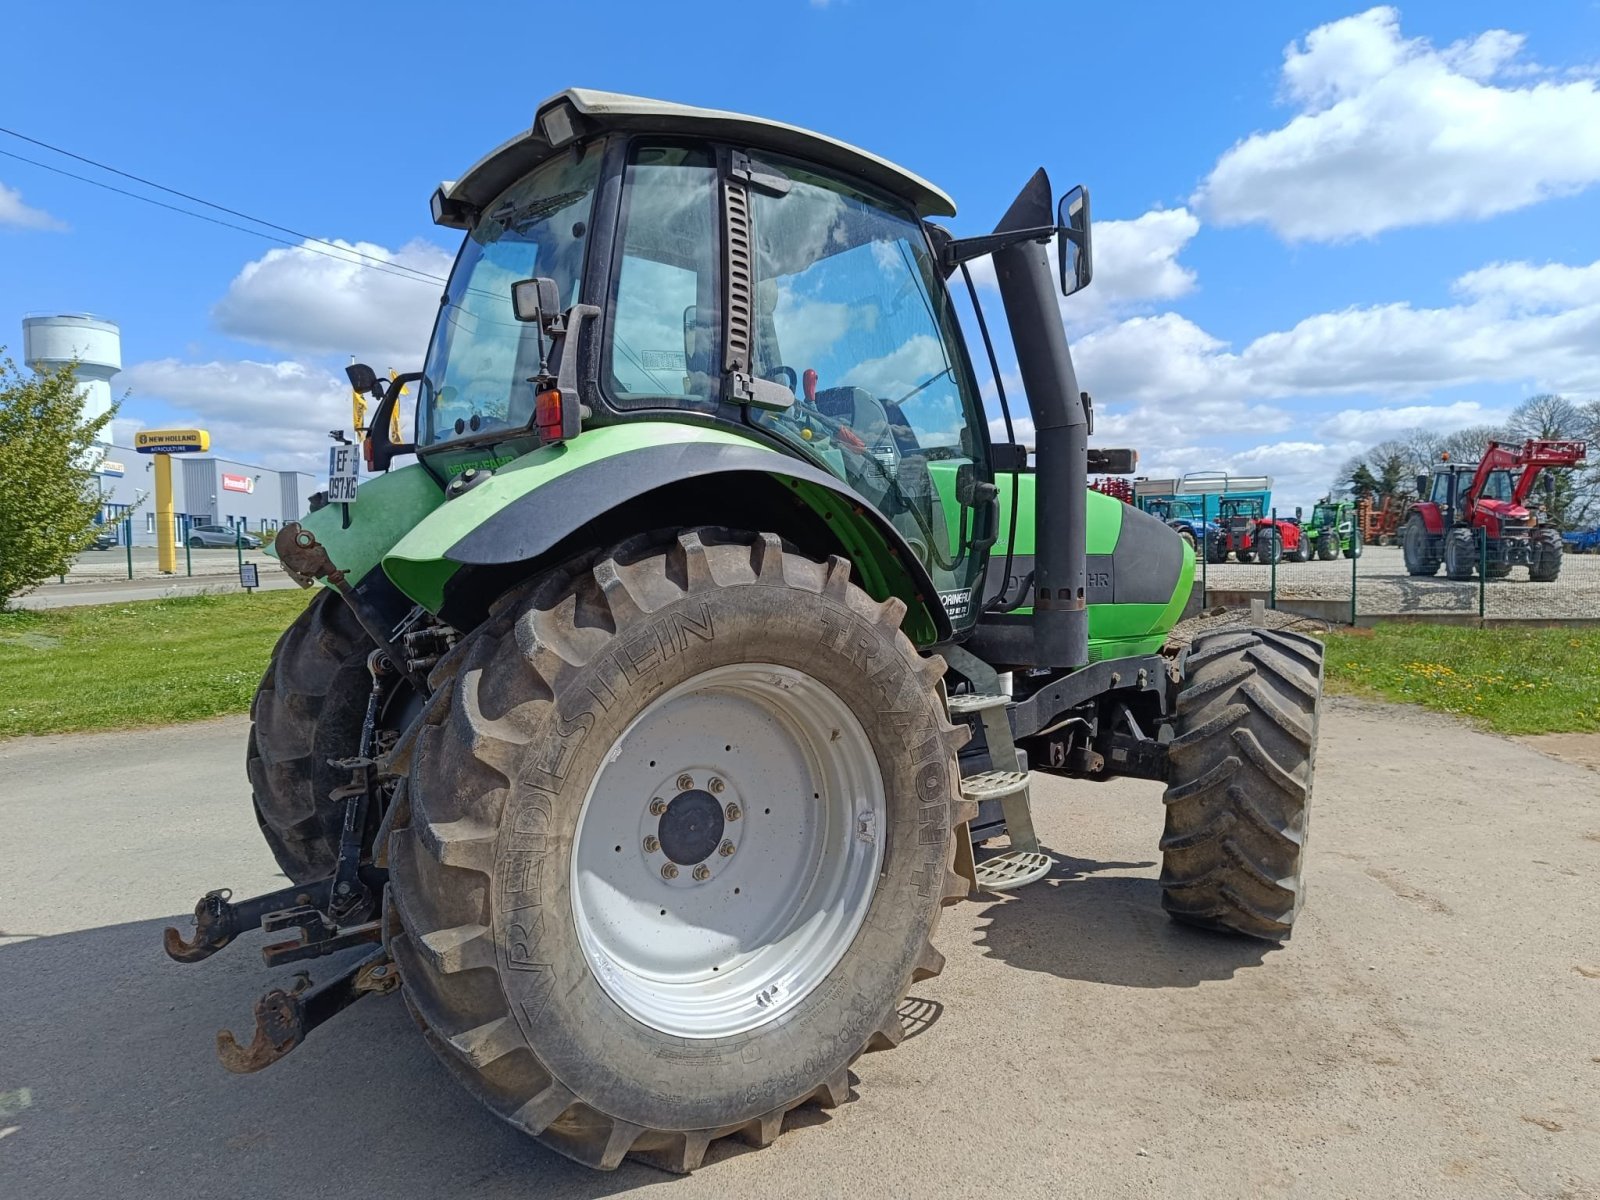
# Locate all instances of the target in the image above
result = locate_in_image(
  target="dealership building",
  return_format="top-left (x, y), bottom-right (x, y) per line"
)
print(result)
top-left (93, 447), bottom-right (317, 547)
top-left (22, 313), bottom-right (318, 547)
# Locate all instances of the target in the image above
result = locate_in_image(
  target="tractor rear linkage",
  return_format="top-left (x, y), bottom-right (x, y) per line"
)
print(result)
top-left (166, 539), bottom-right (430, 1071)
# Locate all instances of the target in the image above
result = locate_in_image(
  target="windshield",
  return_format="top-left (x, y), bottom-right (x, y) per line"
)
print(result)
top-left (419, 144), bottom-right (602, 446)
top-left (1479, 468), bottom-right (1513, 503)
top-left (1221, 498), bottom-right (1262, 519)
top-left (1312, 503), bottom-right (1339, 525)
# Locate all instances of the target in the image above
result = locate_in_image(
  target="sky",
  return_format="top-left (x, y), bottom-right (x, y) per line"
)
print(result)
top-left (4, 1), bottom-right (1600, 511)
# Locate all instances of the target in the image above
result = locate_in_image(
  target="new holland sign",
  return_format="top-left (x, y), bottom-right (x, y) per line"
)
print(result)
top-left (135, 429), bottom-right (211, 454)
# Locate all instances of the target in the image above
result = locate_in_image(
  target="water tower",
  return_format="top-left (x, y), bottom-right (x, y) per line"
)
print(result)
top-left (22, 313), bottom-right (121, 445)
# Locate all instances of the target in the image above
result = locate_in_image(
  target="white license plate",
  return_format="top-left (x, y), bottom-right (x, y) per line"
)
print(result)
top-left (327, 445), bottom-right (359, 503)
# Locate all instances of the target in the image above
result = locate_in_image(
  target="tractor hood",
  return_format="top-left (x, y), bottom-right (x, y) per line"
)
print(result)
top-left (1478, 498), bottom-right (1532, 523)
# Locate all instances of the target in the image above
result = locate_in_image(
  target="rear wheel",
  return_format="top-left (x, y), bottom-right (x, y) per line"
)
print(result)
top-left (1206, 534), bottom-right (1229, 564)
top-left (1315, 530), bottom-right (1337, 561)
top-left (1160, 627), bottom-right (1322, 939)
top-left (1402, 515), bottom-right (1440, 576)
top-left (1529, 528), bottom-right (1563, 582)
top-left (246, 590), bottom-right (376, 881)
top-left (1175, 525), bottom-right (1197, 552)
top-left (387, 529), bottom-right (969, 1171)
top-left (188, 535), bottom-right (205, 548)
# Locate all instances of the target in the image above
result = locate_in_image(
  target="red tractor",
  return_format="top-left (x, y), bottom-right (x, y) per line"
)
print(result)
top-left (1207, 496), bottom-right (1308, 564)
top-left (1401, 439), bottom-right (1588, 582)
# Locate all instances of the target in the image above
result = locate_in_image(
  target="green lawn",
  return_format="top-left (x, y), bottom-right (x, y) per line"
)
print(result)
top-left (0, 590), bottom-right (313, 737)
top-left (1320, 623), bottom-right (1600, 735)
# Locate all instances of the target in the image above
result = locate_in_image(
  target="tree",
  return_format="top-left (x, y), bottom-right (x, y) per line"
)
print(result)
top-left (1346, 462), bottom-right (1381, 500)
top-left (0, 350), bottom-right (116, 607)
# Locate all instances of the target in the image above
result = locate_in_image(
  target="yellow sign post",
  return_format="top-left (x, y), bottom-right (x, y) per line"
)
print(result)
top-left (134, 429), bottom-right (211, 574)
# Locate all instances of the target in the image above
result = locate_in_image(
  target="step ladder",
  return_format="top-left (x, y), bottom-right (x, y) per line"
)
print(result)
top-left (949, 693), bottom-right (1053, 895)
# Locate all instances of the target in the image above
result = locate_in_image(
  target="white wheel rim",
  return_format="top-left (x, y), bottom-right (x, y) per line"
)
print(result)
top-left (570, 663), bottom-right (886, 1039)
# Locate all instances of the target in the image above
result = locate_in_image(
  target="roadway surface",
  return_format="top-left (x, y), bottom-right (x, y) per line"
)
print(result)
top-left (12, 571), bottom-right (301, 610)
top-left (2, 699), bottom-right (1597, 1198)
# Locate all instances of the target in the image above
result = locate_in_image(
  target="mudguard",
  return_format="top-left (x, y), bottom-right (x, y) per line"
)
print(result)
top-left (264, 462), bottom-right (444, 586)
top-left (381, 423), bottom-right (952, 644)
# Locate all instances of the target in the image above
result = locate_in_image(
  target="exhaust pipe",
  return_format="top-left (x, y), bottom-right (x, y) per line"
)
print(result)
top-left (990, 169), bottom-right (1088, 668)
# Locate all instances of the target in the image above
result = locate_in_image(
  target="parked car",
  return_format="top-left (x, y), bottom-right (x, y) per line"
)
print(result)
top-left (187, 523), bottom-right (262, 549)
top-left (88, 528), bottom-right (119, 551)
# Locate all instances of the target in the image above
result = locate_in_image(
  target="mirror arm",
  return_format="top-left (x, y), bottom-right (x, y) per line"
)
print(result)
top-left (937, 225), bottom-right (1058, 273)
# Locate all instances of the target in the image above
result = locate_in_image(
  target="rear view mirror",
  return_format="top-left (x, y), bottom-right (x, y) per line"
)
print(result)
top-left (1415, 474), bottom-right (1429, 497)
top-left (344, 362), bottom-right (379, 395)
top-left (1057, 185), bottom-right (1093, 297)
top-left (511, 276), bottom-right (562, 329)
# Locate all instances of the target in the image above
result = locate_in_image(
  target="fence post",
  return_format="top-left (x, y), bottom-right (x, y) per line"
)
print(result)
top-left (1200, 494), bottom-right (1208, 605)
top-left (184, 516), bottom-right (193, 576)
top-left (1350, 530), bottom-right (1358, 626)
top-left (1478, 526), bottom-right (1487, 622)
top-left (236, 526), bottom-right (245, 575)
top-left (124, 517), bottom-right (134, 580)
top-left (1269, 506), bottom-right (1278, 610)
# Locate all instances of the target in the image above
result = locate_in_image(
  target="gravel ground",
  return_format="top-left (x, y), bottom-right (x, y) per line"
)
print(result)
top-left (1201, 544), bottom-right (1600, 619)
top-left (3, 700), bottom-right (1598, 1199)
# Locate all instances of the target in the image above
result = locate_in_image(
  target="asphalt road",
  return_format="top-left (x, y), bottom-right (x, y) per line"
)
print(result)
top-left (12, 572), bottom-right (302, 610)
top-left (2, 699), bottom-right (1597, 1198)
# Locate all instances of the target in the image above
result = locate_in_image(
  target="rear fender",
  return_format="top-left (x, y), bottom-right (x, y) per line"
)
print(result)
top-left (1409, 502), bottom-right (1445, 535)
top-left (265, 462), bottom-right (444, 587)
top-left (382, 423), bottom-right (951, 644)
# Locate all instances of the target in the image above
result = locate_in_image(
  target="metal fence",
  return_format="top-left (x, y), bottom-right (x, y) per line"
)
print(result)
top-left (1190, 497), bottom-right (1600, 624)
top-left (51, 514), bottom-right (266, 585)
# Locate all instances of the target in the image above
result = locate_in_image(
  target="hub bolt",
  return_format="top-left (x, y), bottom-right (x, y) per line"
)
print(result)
top-left (677, 774), bottom-right (694, 792)
top-left (643, 835), bottom-right (660, 853)
top-left (648, 798), bottom-right (667, 816)
top-left (725, 802), bottom-right (741, 821)
top-left (709, 777), bottom-right (725, 794)
top-left (719, 840), bottom-right (736, 858)
top-left (660, 863), bottom-right (679, 880)
top-left (692, 864), bottom-right (711, 881)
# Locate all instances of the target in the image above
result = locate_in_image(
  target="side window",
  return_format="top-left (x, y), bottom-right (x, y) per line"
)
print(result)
top-left (1431, 473), bottom-right (1452, 504)
top-left (608, 144), bottom-right (719, 409)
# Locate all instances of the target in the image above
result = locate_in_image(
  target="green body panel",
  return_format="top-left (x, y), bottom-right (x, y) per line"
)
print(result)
top-left (381, 422), bottom-right (941, 642)
top-left (264, 463), bottom-right (445, 586)
top-left (930, 465), bottom-right (1194, 661)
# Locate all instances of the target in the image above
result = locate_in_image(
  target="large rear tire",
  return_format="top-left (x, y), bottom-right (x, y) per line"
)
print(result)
top-left (386, 529), bottom-right (969, 1171)
top-left (247, 590), bottom-right (376, 881)
top-left (1159, 627), bottom-right (1322, 940)
top-left (1402, 515), bottom-right (1440, 576)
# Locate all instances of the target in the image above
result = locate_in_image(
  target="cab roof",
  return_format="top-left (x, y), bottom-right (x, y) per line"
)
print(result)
top-left (432, 88), bottom-right (957, 228)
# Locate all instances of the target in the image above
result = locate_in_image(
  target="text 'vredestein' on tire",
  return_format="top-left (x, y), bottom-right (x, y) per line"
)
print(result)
top-left (384, 528), bottom-right (971, 1171)
top-left (1159, 627), bottom-right (1323, 940)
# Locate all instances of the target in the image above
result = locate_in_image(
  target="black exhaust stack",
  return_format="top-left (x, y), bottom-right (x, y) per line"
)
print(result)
top-left (989, 169), bottom-right (1088, 668)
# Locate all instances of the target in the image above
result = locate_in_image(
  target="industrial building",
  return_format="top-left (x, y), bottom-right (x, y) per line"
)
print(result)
top-left (22, 313), bottom-right (318, 547)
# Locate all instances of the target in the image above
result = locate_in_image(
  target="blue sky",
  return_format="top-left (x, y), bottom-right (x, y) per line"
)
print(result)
top-left (4, 1), bottom-right (1599, 509)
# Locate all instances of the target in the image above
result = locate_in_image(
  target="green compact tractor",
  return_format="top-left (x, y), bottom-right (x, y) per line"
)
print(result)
top-left (168, 90), bottom-right (1323, 1172)
top-left (1306, 497), bottom-right (1362, 560)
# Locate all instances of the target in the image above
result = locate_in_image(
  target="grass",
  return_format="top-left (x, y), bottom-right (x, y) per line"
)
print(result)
top-left (1320, 623), bottom-right (1600, 735)
top-left (0, 590), bottom-right (313, 738)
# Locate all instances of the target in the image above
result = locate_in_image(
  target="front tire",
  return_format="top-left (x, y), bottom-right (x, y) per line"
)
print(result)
top-left (1530, 528), bottom-right (1563, 582)
top-left (1315, 531), bottom-right (1338, 561)
top-left (1343, 529), bottom-right (1363, 559)
top-left (1160, 627), bottom-right (1322, 939)
top-left (1254, 528), bottom-right (1281, 565)
top-left (387, 529), bottom-right (968, 1171)
top-left (1445, 527), bottom-right (1477, 580)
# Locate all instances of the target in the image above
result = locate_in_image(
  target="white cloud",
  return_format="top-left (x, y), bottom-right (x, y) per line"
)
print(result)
top-left (966, 206), bottom-right (1200, 324)
top-left (1454, 259), bottom-right (1600, 311)
top-left (1195, 7), bottom-right (1600, 241)
top-left (0, 181), bottom-right (66, 232)
top-left (213, 238), bottom-right (454, 366)
top-left (116, 358), bottom-right (349, 474)
top-left (1316, 400), bottom-right (1507, 440)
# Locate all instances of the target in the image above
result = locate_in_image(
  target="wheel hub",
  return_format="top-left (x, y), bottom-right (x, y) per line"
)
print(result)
top-left (657, 788), bottom-right (725, 866)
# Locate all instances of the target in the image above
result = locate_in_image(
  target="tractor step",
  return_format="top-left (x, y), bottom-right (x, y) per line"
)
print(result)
top-left (960, 769), bottom-right (1029, 803)
top-left (972, 850), bottom-right (1054, 892)
top-left (947, 692), bottom-right (1009, 715)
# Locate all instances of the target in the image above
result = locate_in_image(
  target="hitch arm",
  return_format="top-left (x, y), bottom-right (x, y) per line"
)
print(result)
top-left (163, 880), bottom-right (333, 964)
top-left (216, 948), bottom-right (399, 1074)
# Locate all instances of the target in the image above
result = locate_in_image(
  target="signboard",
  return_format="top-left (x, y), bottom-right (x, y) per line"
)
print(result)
top-left (327, 444), bottom-right (359, 504)
top-left (99, 460), bottom-right (126, 478)
top-left (239, 562), bottom-right (260, 592)
top-left (135, 429), bottom-right (211, 454)
top-left (222, 472), bottom-right (255, 494)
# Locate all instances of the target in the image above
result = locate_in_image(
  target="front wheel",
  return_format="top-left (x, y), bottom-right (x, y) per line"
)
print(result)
top-left (1343, 529), bottom-right (1363, 559)
top-left (1254, 528), bottom-right (1282, 565)
top-left (1530, 528), bottom-right (1563, 582)
top-left (1444, 527), bottom-right (1477, 580)
top-left (1316, 531), bottom-right (1338, 561)
top-left (387, 529), bottom-right (968, 1171)
top-left (1160, 627), bottom-right (1322, 939)
top-left (188, 536), bottom-right (205, 548)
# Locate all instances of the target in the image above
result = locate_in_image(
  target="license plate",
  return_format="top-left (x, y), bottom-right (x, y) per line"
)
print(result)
top-left (327, 445), bottom-right (359, 503)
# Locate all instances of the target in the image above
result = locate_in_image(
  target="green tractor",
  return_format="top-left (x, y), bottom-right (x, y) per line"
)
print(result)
top-left (167, 90), bottom-right (1323, 1172)
top-left (1305, 497), bottom-right (1362, 560)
